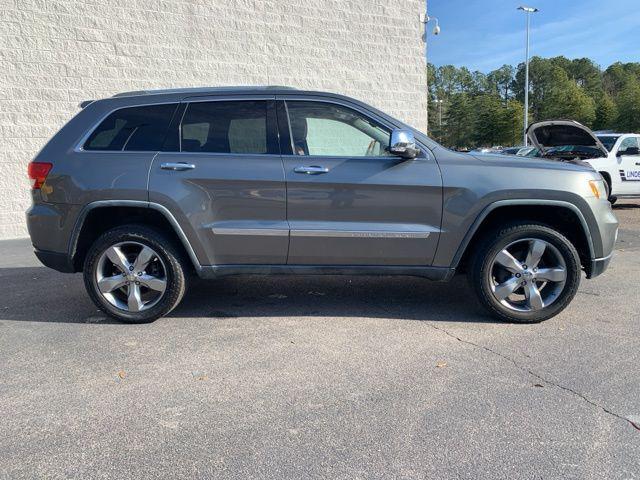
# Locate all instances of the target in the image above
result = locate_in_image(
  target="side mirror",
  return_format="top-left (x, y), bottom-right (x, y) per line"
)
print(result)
top-left (617, 146), bottom-right (640, 156)
top-left (389, 129), bottom-right (420, 159)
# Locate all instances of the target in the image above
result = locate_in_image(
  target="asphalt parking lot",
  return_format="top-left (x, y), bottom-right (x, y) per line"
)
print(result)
top-left (1, 201), bottom-right (639, 479)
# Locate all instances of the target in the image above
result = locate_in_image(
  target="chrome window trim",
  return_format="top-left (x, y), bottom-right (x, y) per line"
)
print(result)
top-left (72, 94), bottom-right (433, 161)
top-left (178, 96), bottom-right (275, 154)
top-left (278, 95), bottom-right (432, 161)
top-left (73, 100), bottom-right (181, 154)
top-left (73, 96), bottom-right (276, 154)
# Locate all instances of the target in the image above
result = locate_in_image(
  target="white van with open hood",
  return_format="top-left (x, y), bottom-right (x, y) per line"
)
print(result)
top-left (527, 120), bottom-right (640, 202)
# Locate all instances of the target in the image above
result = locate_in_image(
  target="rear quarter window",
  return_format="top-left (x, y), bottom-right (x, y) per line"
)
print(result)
top-left (83, 104), bottom-right (178, 151)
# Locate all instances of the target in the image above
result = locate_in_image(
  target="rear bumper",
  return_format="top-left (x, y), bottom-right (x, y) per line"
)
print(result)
top-left (27, 201), bottom-right (80, 273)
top-left (34, 248), bottom-right (74, 273)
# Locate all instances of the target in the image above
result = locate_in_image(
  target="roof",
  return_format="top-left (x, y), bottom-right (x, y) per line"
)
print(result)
top-left (111, 85), bottom-right (299, 98)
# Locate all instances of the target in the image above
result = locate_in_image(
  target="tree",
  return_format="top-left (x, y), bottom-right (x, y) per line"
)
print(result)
top-left (540, 79), bottom-right (596, 127)
top-left (488, 65), bottom-right (515, 102)
top-left (616, 78), bottom-right (640, 132)
top-left (425, 57), bottom-right (640, 149)
top-left (594, 94), bottom-right (618, 131)
top-left (444, 93), bottom-right (474, 148)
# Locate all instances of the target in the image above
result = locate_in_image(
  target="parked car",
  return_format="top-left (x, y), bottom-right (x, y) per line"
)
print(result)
top-left (499, 146), bottom-right (539, 157)
top-left (526, 120), bottom-right (640, 202)
top-left (470, 147), bottom-right (502, 154)
top-left (27, 87), bottom-right (618, 324)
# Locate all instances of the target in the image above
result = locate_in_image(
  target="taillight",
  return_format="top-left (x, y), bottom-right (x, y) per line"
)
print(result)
top-left (27, 162), bottom-right (53, 190)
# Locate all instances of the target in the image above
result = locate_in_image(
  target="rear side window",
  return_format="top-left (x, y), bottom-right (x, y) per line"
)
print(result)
top-left (180, 100), bottom-right (275, 154)
top-left (83, 104), bottom-right (178, 151)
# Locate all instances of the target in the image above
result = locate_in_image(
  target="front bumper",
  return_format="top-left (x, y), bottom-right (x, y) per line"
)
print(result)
top-left (583, 195), bottom-right (618, 278)
top-left (587, 251), bottom-right (613, 279)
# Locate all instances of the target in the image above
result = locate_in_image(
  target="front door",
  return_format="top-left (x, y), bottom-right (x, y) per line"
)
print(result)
top-left (617, 136), bottom-right (640, 194)
top-left (279, 98), bottom-right (442, 266)
top-left (148, 97), bottom-right (289, 265)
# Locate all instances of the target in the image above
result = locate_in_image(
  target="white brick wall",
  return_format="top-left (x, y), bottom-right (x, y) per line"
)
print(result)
top-left (0, 0), bottom-right (428, 239)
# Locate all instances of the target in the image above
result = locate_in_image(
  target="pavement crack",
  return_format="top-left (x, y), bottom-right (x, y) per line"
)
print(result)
top-left (426, 322), bottom-right (639, 432)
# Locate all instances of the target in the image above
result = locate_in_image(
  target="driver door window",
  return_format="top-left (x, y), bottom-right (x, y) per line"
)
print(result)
top-left (618, 137), bottom-right (639, 154)
top-left (285, 101), bottom-right (392, 157)
top-left (617, 137), bottom-right (640, 192)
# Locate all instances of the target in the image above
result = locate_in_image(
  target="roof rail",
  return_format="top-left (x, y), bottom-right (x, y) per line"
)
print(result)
top-left (111, 85), bottom-right (298, 98)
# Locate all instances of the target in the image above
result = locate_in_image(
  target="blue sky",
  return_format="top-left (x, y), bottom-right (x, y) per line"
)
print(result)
top-left (426, 0), bottom-right (640, 72)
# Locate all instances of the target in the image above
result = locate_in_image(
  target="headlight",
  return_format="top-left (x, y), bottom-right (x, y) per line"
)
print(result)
top-left (588, 179), bottom-right (607, 199)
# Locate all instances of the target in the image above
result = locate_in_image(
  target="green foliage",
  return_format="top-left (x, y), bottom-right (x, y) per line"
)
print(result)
top-left (594, 94), bottom-right (618, 131)
top-left (428, 57), bottom-right (640, 149)
top-left (616, 78), bottom-right (640, 132)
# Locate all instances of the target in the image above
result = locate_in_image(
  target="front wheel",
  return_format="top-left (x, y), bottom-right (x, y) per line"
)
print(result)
top-left (83, 225), bottom-right (187, 323)
top-left (469, 223), bottom-right (581, 323)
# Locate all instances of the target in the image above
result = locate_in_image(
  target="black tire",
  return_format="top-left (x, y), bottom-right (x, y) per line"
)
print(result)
top-left (83, 225), bottom-right (187, 323)
top-left (600, 172), bottom-right (617, 204)
top-left (469, 222), bottom-right (581, 323)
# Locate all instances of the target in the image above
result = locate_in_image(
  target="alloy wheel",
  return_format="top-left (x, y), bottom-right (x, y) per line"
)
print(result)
top-left (95, 242), bottom-right (167, 313)
top-left (489, 238), bottom-right (567, 312)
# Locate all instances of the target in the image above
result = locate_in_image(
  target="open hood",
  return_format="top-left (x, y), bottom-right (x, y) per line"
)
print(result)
top-left (526, 120), bottom-right (608, 159)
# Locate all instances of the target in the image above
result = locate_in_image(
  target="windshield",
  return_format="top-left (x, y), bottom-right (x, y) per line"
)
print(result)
top-left (545, 145), bottom-right (604, 159)
top-left (596, 135), bottom-right (619, 152)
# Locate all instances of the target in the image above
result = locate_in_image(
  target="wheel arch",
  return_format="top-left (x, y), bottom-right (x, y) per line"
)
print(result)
top-left (453, 200), bottom-right (595, 275)
top-left (69, 200), bottom-right (201, 273)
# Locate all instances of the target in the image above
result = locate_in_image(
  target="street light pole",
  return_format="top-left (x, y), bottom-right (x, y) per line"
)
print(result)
top-left (420, 3), bottom-right (440, 134)
top-left (518, 6), bottom-right (538, 146)
top-left (435, 99), bottom-right (443, 127)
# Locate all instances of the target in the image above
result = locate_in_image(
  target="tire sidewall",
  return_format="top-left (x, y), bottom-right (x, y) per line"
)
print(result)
top-left (83, 226), bottom-right (186, 323)
top-left (474, 224), bottom-right (581, 323)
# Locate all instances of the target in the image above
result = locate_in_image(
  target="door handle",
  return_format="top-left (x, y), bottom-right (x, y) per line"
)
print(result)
top-left (160, 162), bottom-right (195, 171)
top-left (294, 165), bottom-right (329, 175)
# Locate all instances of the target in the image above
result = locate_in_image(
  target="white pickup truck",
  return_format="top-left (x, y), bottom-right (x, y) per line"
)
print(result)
top-left (526, 121), bottom-right (640, 204)
top-left (591, 133), bottom-right (640, 202)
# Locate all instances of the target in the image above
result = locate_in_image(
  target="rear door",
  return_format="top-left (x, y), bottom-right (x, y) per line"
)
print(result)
top-left (616, 136), bottom-right (640, 194)
top-left (278, 97), bottom-right (442, 266)
top-left (148, 96), bottom-right (288, 266)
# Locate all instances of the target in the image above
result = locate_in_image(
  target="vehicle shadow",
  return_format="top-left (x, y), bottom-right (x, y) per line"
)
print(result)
top-left (0, 266), bottom-right (495, 325)
top-left (613, 202), bottom-right (640, 210)
top-left (178, 274), bottom-right (492, 323)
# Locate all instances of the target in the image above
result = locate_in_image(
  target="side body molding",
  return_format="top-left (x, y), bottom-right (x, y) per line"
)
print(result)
top-left (449, 199), bottom-right (595, 268)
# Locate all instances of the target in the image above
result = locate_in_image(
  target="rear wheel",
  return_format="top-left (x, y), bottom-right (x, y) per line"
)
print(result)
top-left (469, 223), bottom-right (581, 323)
top-left (83, 225), bottom-right (187, 323)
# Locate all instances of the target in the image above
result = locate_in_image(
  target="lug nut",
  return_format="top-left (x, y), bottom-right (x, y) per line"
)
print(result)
top-left (522, 264), bottom-right (528, 270)
top-left (129, 266), bottom-right (134, 271)
top-left (135, 281), bottom-right (140, 285)
top-left (137, 271), bottom-right (143, 276)
top-left (515, 273), bottom-right (521, 278)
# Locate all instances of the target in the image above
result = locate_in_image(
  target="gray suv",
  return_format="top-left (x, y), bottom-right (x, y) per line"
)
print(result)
top-left (26, 87), bottom-right (618, 324)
